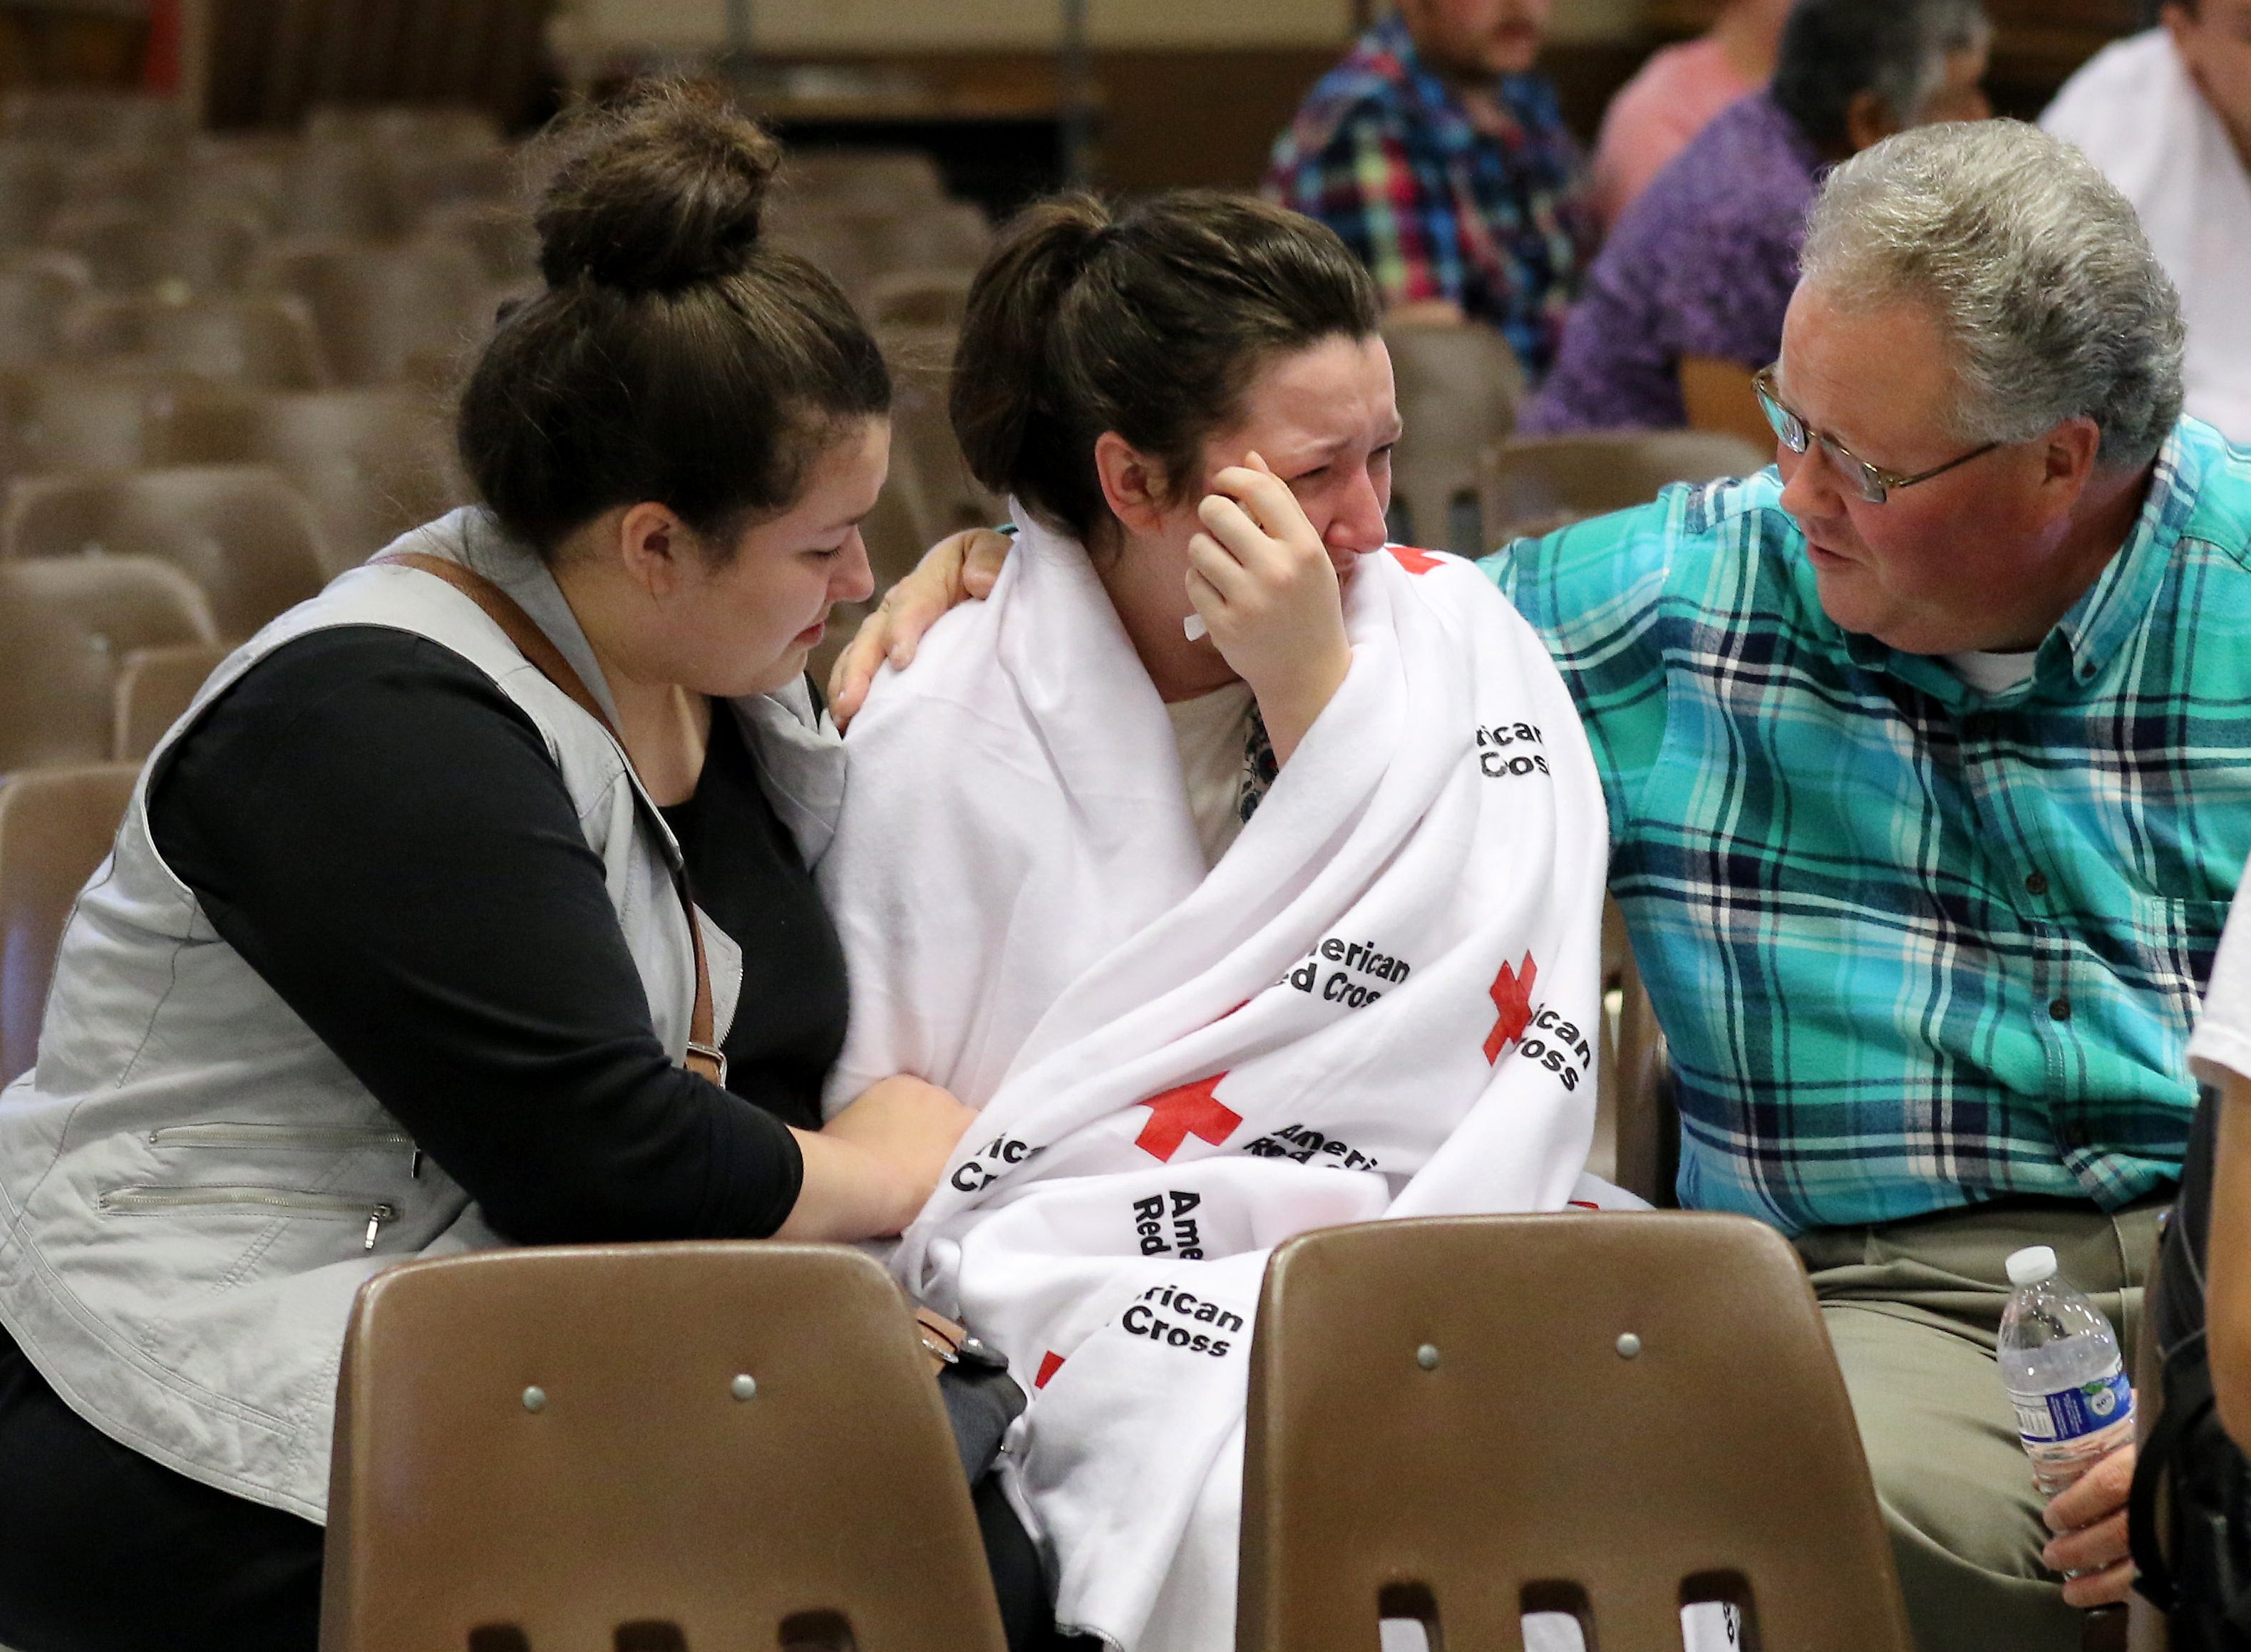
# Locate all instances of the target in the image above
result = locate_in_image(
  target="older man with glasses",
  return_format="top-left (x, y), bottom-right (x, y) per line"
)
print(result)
top-left (834, 118), bottom-right (2251, 1650)
top-left (1501, 118), bottom-right (2250, 1646)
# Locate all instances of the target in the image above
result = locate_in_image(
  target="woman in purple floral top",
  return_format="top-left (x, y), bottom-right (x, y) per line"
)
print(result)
top-left (1522, 0), bottom-right (1990, 437)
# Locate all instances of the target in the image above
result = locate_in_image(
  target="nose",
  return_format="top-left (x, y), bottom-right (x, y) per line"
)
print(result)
top-left (1327, 463), bottom-right (1391, 557)
top-left (1776, 441), bottom-right (1844, 527)
top-left (834, 527), bottom-right (876, 606)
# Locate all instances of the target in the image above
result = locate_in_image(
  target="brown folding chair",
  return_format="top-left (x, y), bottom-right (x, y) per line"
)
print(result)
top-left (0, 140), bottom-right (64, 244)
top-left (0, 91), bottom-right (190, 150)
top-left (267, 144), bottom-right (410, 242)
top-left (245, 386), bottom-right (469, 572)
top-left (1381, 318), bottom-right (1526, 557)
top-left (418, 199), bottom-right (538, 284)
top-left (322, 1243), bottom-right (1008, 1652)
top-left (877, 326), bottom-right (1000, 566)
top-left (864, 268), bottom-right (978, 333)
top-left (0, 251), bottom-right (91, 368)
top-left (1240, 1213), bottom-right (1915, 1652)
top-left (43, 207), bottom-right (271, 298)
top-left (1592, 898), bottom-right (1678, 1209)
top-left (781, 149), bottom-right (949, 210)
top-left (258, 238), bottom-right (493, 386)
top-left (1480, 430), bottom-right (1773, 546)
top-left (111, 639), bottom-right (231, 762)
top-left (0, 555), bottom-right (217, 775)
top-left (0, 368), bottom-right (256, 475)
top-left (62, 294), bottom-right (327, 390)
top-left (0, 763), bottom-right (138, 1085)
top-left (3, 464), bottom-right (329, 639)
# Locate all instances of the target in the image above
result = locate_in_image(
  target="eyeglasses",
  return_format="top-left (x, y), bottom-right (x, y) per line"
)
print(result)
top-left (1752, 366), bottom-right (2001, 505)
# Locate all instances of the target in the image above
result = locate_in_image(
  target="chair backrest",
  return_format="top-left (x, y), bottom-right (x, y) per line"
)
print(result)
top-left (111, 639), bottom-right (232, 762)
top-left (863, 267), bottom-right (977, 333)
top-left (0, 91), bottom-right (190, 150)
top-left (259, 238), bottom-right (492, 386)
top-left (418, 199), bottom-right (538, 284)
top-left (269, 143), bottom-right (410, 240)
top-left (0, 763), bottom-right (138, 1086)
top-left (1381, 319), bottom-right (1526, 557)
top-left (0, 368), bottom-right (257, 475)
top-left (43, 206), bottom-right (270, 298)
top-left (3, 464), bottom-right (329, 639)
top-left (63, 294), bottom-right (328, 389)
top-left (247, 386), bottom-right (469, 572)
top-left (322, 1243), bottom-right (1008, 1652)
top-left (0, 252), bottom-right (91, 368)
top-left (1240, 1213), bottom-right (1914, 1652)
top-left (306, 103), bottom-right (505, 151)
top-left (1480, 430), bottom-right (1773, 545)
top-left (0, 140), bottom-right (64, 244)
top-left (0, 554), bottom-right (217, 774)
top-left (877, 326), bottom-right (999, 565)
top-left (1607, 915), bottom-right (1676, 1208)
top-left (783, 148), bottom-right (949, 205)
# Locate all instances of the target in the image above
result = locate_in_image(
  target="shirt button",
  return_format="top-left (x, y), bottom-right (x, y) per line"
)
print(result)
top-left (2049, 996), bottom-right (2074, 1023)
top-left (2024, 872), bottom-right (2049, 897)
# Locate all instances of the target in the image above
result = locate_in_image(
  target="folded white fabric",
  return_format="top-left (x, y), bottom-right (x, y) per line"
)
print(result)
top-left (822, 513), bottom-right (1624, 1651)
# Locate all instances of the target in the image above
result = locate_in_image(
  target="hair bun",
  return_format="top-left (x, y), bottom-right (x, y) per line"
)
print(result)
top-left (535, 82), bottom-right (780, 295)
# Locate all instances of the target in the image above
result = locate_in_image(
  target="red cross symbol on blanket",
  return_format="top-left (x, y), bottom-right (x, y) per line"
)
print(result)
top-left (1135, 1073), bottom-right (1242, 1162)
top-left (1484, 953), bottom-right (1537, 1063)
top-left (1389, 545), bottom-right (1442, 574)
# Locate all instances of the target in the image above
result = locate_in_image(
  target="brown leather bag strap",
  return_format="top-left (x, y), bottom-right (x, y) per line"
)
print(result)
top-left (374, 550), bottom-right (727, 1087)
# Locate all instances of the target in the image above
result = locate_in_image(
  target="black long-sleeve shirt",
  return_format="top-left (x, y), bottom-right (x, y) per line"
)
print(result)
top-left (147, 625), bottom-right (842, 1243)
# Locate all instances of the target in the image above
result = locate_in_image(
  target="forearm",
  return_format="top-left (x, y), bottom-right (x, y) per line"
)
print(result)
top-left (775, 1129), bottom-right (920, 1241)
top-left (1250, 643), bottom-right (1351, 768)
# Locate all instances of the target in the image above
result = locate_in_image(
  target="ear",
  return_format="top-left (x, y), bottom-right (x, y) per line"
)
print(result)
top-left (2160, 2), bottom-right (2196, 51)
top-left (614, 501), bottom-right (695, 599)
top-left (2037, 415), bottom-right (2104, 510)
top-left (1843, 89), bottom-right (1900, 153)
top-left (1093, 430), bottom-right (1175, 537)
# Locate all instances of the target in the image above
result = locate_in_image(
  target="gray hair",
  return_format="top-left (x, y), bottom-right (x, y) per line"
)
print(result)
top-left (1771, 0), bottom-right (1992, 154)
top-left (1797, 120), bottom-right (2186, 470)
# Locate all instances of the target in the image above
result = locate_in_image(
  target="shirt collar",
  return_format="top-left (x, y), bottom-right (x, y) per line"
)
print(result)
top-left (1833, 425), bottom-right (2195, 704)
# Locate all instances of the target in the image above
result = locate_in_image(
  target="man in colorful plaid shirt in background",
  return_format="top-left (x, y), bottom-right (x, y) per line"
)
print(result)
top-left (1262, 0), bottom-right (1596, 381)
top-left (1497, 118), bottom-right (2251, 1647)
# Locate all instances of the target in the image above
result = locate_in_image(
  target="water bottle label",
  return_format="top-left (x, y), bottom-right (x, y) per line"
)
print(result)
top-left (2012, 1369), bottom-right (2133, 1443)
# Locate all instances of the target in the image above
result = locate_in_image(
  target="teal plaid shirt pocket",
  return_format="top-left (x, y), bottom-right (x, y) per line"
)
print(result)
top-left (1489, 418), bottom-right (2251, 1232)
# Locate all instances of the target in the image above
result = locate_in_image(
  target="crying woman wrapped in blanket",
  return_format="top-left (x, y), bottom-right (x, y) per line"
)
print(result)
top-left (820, 191), bottom-right (1639, 1652)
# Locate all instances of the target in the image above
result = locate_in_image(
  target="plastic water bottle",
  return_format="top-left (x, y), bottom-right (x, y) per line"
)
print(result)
top-left (1997, 1244), bottom-right (2136, 1496)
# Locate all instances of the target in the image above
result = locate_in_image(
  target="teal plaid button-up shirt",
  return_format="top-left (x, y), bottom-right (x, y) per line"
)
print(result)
top-left (1488, 418), bottom-right (2251, 1233)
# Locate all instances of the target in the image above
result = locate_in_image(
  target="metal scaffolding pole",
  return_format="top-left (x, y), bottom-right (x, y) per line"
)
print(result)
top-left (1058, 0), bottom-right (1095, 188)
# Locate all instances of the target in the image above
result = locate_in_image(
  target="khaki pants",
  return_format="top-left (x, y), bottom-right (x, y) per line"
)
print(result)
top-left (1793, 1196), bottom-right (2166, 1652)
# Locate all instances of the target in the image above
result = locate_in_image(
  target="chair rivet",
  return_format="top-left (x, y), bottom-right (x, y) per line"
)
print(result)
top-left (520, 1385), bottom-right (547, 1412)
top-left (730, 1373), bottom-right (758, 1401)
top-left (1616, 1333), bottom-right (1642, 1359)
top-left (1416, 1343), bottom-right (1440, 1371)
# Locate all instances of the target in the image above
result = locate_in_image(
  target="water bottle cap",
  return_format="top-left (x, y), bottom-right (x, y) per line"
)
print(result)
top-left (2006, 1245), bottom-right (2059, 1287)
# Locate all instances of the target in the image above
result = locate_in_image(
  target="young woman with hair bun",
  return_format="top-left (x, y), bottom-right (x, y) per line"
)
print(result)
top-left (0, 86), bottom-right (1063, 1651)
top-left (819, 191), bottom-right (1627, 1650)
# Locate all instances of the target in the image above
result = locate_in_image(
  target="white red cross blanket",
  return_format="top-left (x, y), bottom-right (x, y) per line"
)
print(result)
top-left (820, 515), bottom-right (1624, 1651)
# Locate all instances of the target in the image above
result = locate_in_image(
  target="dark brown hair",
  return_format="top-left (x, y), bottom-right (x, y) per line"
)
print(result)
top-left (458, 83), bottom-right (890, 559)
top-left (950, 191), bottom-right (1379, 543)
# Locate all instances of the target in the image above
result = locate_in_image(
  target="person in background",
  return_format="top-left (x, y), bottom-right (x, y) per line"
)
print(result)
top-left (2043, 0), bottom-right (2251, 448)
top-left (1588, 0), bottom-right (1794, 228)
top-left (1262, 0), bottom-right (1595, 381)
top-left (1522, 0), bottom-right (1989, 441)
top-left (838, 119), bottom-right (2251, 1651)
